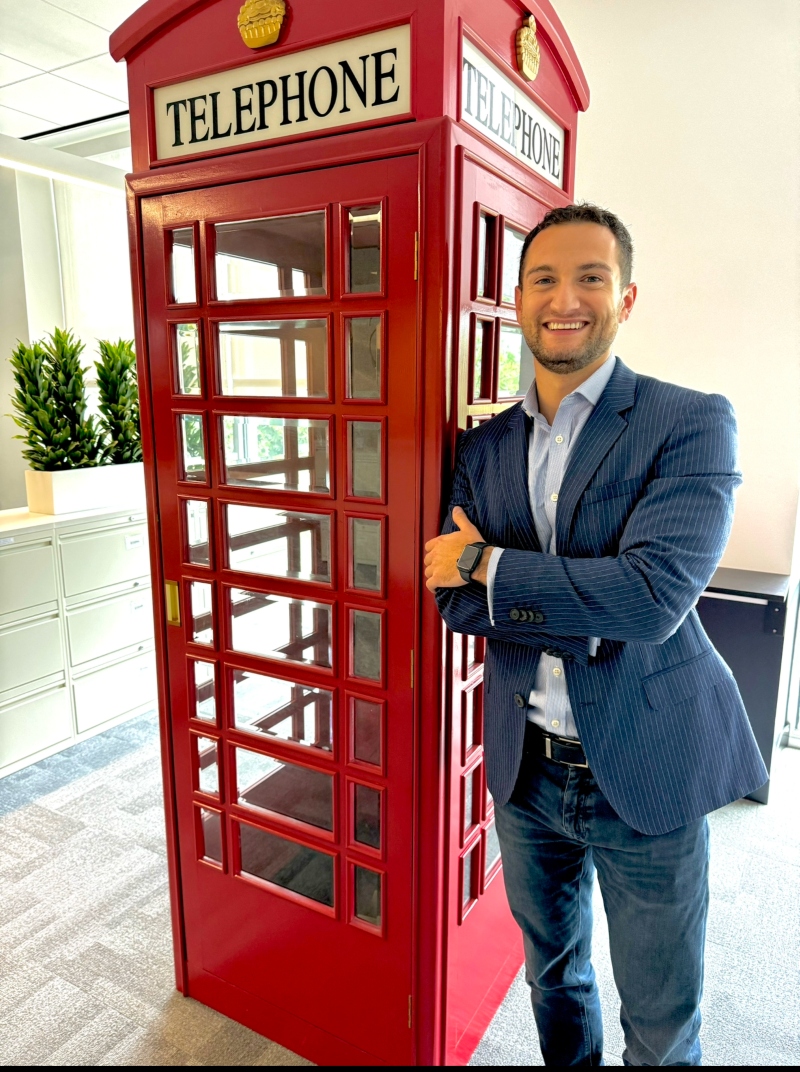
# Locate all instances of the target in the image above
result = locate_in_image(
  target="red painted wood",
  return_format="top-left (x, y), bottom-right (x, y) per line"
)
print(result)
top-left (117, 1), bottom-right (588, 1063)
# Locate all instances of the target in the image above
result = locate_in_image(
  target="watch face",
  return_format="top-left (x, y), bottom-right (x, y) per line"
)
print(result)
top-left (458, 544), bottom-right (482, 572)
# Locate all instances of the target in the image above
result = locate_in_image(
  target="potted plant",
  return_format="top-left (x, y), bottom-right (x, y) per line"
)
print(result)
top-left (10, 328), bottom-right (145, 514)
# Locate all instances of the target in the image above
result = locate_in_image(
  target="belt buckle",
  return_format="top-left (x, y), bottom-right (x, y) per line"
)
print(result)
top-left (547, 733), bottom-right (589, 769)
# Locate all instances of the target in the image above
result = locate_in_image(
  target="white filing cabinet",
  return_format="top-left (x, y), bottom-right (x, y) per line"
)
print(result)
top-left (0, 506), bottom-right (156, 778)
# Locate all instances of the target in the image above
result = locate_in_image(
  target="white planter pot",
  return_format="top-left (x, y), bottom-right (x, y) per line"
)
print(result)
top-left (25, 463), bottom-right (146, 515)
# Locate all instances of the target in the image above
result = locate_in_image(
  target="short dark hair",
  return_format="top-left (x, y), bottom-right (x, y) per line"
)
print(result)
top-left (518, 202), bottom-right (634, 287)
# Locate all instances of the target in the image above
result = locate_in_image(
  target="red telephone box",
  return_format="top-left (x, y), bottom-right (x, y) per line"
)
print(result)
top-left (111, 1), bottom-right (588, 1064)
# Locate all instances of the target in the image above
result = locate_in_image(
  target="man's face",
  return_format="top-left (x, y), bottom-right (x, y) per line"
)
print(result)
top-left (515, 221), bottom-right (636, 376)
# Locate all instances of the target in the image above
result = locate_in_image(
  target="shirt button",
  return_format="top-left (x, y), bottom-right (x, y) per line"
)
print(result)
top-left (555, 435), bottom-right (564, 444)
top-left (551, 720), bottom-right (560, 728)
top-left (553, 667), bottom-right (562, 677)
top-left (550, 493), bottom-right (558, 502)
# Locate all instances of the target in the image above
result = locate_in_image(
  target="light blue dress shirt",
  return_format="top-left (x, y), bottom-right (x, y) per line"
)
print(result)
top-left (486, 355), bottom-right (617, 739)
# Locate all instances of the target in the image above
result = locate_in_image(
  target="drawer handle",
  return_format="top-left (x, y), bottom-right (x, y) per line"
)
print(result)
top-left (165, 580), bottom-right (181, 627)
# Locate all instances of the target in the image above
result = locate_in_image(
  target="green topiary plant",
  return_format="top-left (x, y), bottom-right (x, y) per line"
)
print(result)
top-left (96, 339), bottom-right (143, 464)
top-left (9, 328), bottom-right (107, 470)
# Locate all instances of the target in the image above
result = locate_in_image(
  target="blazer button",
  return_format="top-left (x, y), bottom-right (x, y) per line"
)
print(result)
top-left (513, 693), bottom-right (526, 708)
top-left (534, 612), bottom-right (545, 624)
top-left (509, 609), bottom-right (520, 621)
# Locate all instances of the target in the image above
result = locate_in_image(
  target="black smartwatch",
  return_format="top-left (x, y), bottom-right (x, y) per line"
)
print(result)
top-left (457, 542), bottom-right (488, 583)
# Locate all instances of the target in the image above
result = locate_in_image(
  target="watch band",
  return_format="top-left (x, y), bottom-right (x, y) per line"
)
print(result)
top-left (457, 541), bottom-right (488, 583)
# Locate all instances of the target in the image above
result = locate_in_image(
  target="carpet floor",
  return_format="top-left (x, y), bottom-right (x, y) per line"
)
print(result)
top-left (0, 712), bottom-right (797, 1066)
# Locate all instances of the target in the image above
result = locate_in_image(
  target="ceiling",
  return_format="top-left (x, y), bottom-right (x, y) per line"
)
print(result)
top-left (0, 0), bottom-right (145, 138)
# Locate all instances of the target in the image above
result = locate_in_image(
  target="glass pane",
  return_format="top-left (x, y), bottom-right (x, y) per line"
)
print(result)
top-left (349, 422), bottom-right (382, 499)
top-left (354, 784), bottom-right (381, 849)
top-left (233, 670), bottom-right (332, 751)
top-left (236, 746), bottom-right (333, 831)
top-left (464, 768), bottom-right (479, 835)
top-left (353, 697), bottom-right (381, 766)
top-left (218, 320), bottom-right (327, 398)
top-left (215, 213), bottom-right (326, 300)
top-left (227, 505), bottom-right (330, 583)
top-left (175, 323), bottom-right (201, 394)
top-left (473, 319), bottom-right (492, 402)
top-left (192, 660), bottom-right (216, 723)
top-left (502, 224), bottom-right (526, 304)
top-left (497, 324), bottom-right (535, 400)
top-left (179, 414), bottom-right (207, 482)
top-left (485, 819), bottom-right (501, 877)
top-left (352, 610), bottom-right (381, 681)
top-left (476, 212), bottom-right (488, 298)
top-left (184, 499), bottom-right (210, 566)
top-left (348, 205), bottom-right (381, 293)
top-left (170, 227), bottom-right (196, 304)
top-left (239, 822), bottom-right (333, 906)
top-left (464, 688), bottom-right (476, 752)
top-left (222, 416), bottom-right (329, 493)
top-left (231, 588), bottom-right (332, 669)
top-left (350, 517), bottom-right (381, 591)
top-left (354, 867), bottom-right (381, 927)
top-left (346, 317), bottom-right (381, 399)
top-left (190, 581), bottom-right (214, 645)
top-left (463, 846), bottom-right (477, 909)
top-left (196, 736), bottom-right (219, 796)
top-left (199, 807), bottom-right (222, 863)
top-left (467, 635), bottom-right (476, 668)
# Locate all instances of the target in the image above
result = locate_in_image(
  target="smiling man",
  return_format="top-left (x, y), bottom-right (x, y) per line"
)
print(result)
top-left (425, 204), bottom-right (766, 1067)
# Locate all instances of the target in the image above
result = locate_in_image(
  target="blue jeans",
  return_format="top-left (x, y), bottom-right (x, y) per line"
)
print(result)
top-left (494, 729), bottom-right (709, 1066)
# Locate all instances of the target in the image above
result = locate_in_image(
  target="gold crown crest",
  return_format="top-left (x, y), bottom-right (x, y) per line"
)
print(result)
top-left (238, 0), bottom-right (286, 49)
top-left (516, 15), bottom-right (541, 82)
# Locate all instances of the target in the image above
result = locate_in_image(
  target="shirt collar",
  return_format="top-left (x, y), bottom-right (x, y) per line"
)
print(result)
top-left (522, 354), bottom-right (617, 419)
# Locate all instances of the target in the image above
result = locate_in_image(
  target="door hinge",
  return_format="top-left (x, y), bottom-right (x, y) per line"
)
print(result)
top-left (414, 232), bottom-right (419, 280)
top-left (410, 649), bottom-right (414, 688)
top-left (165, 580), bottom-right (181, 626)
top-left (408, 994), bottom-right (413, 1029)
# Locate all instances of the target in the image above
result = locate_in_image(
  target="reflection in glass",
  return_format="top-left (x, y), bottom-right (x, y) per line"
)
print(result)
top-left (175, 323), bottom-right (201, 394)
top-left (497, 324), bottom-right (535, 399)
top-left (170, 227), bottom-right (196, 304)
top-left (184, 499), bottom-right (210, 566)
top-left (236, 746), bottom-right (333, 831)
top-left (502, 224), bottom-right (526, 304)
top-left (476, 211), bottom-right (493, 299)
top-left (354, 784), bottom-right (381, 849)
top-left (234, 671), bottom-right (332, 750)
top-left (473, 319), bottom-right (492, 401)
top-left (353, 697), bottom-right (381, 766)
top-left (192, 660), bottom-right (216, 723)
top-left (222, 416), bottom-right (329, 493)
top-left (354, 867), bottom-right (381, 927)
top-left (485, 819), bottom-right (501, 877)
top-left (199, 807), bottom-right (222, 863)
top-left (349, 422), bottom-right (382, 499)
top-left (463, 846), bottom-right (477, 908)
top-left (346, 318), bottom-right (381, 399)
top-left (179, 414), bottom-right (206, 482)
top-left (215, 212), bottom-right (326, 300)
top-left (190, 581), bottom-right (214, 645)
top-left (227, 505), bottom-right (330, 582)
top-left (196, 736), bottom-right (219, 796)
top-left (348, 205), bottom-right (381, 293)
top-left (218, 320), bottom-right (327, 397)
top-left (464, 767), bottom-right (478, 835)
top-left (230, 587), bottom-right (332, 669)
top-left (239, 822), bottom-right (334, 906)
top-left (350, 517), bottom-right (381, 591)
top-left (352, 610), bottom-right (381, 681)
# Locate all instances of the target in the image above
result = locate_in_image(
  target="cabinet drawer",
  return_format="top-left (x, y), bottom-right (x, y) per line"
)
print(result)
top-left (73, 650), bottom-right (157, 734)
top-left (0, 616), bottom-right (64, 696)
top-left (67, 589), bottom-right (154, 667)
top-left (60, 523), bottom-right (150, 600)
top-left (0, 687), bottom-right (72, 770)
top-left (0, 540), bottom-right (58, 626)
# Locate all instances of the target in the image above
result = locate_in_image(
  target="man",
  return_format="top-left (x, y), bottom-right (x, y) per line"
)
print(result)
top-left (425, 204), bottom-right (766, 1067)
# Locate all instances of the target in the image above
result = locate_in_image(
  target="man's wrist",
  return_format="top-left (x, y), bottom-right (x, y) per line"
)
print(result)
top-left (471, 546), bottom-right (495, 586)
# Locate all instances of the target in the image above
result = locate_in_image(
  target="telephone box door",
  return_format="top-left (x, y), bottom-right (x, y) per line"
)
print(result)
top-left (139, 155), bottom-right (419, 1063)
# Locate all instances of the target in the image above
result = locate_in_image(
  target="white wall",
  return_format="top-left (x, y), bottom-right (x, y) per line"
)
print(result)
top-left (556, 0), bottom-right (800, 575)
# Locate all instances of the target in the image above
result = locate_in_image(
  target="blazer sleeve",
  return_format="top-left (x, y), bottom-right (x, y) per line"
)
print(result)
top-left (490, 392), bottom-right (741, 644)
top-left (434, 428), bottom-right (593, 664)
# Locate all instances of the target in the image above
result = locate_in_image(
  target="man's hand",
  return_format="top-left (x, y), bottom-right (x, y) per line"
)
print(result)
top-left (424, 506), bottom-right (494, 591)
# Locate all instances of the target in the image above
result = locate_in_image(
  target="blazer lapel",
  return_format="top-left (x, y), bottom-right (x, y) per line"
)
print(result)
top-left (498, 403), bottom-right (541, 551)
top-left (555, 360), bottom-right (637, 554)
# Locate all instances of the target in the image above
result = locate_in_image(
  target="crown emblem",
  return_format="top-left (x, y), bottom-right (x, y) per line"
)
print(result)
top-left (516, 15), bottom-right (541, 82)
top-left (237, 0), bottom-right (287, 49)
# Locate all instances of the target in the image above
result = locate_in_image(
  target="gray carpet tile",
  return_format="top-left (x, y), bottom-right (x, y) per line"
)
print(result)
top-left (0, 710), bottom-right (798, 1066)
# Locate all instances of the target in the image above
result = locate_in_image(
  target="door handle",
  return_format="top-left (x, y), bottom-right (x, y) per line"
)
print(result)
top-left (165, 580), bottom-right (181, 626)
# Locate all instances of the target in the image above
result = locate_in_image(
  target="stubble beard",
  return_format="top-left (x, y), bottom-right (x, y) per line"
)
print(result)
top-left (521, 311), bottom-right (619, 375)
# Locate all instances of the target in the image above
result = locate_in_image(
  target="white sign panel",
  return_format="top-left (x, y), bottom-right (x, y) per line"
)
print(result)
top-left (154, 25), bottom-right (411, 161)
top-left (461, 38), bottom-right (565, 189)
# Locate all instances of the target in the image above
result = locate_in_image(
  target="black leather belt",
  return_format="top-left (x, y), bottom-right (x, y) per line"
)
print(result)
top-left (526, 722), bottom-right (589, 769)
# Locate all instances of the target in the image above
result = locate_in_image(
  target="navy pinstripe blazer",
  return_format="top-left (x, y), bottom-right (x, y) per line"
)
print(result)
top-left (436, 359), bottom-right (767, 835)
